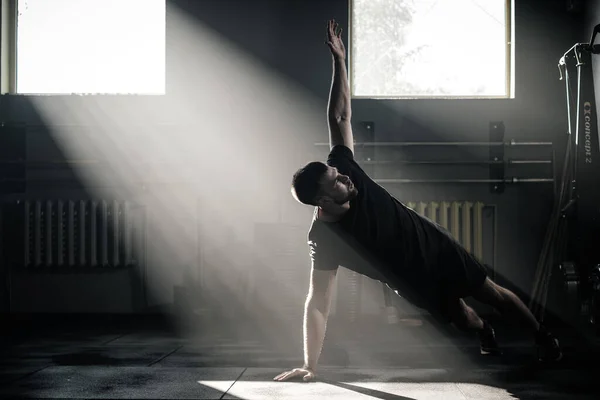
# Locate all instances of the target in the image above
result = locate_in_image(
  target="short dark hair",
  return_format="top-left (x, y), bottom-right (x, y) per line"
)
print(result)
top-left (291, 161), bottom-right (328, 205)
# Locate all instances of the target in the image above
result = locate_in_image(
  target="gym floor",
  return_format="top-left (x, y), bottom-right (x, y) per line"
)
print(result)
top-left (1, 314), bottom-right (599, 400)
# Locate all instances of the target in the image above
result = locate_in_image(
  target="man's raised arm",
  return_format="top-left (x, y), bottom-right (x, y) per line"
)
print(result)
top-left (326, 19), bottom-right (354, 154)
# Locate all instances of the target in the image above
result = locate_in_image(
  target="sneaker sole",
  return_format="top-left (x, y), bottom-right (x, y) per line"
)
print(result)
top-left (538, 338), bottom-right (563, 362)
top-left (539, 352), bottom-right (563, 362)
top-left (481, 348), bottom-right (503, 355)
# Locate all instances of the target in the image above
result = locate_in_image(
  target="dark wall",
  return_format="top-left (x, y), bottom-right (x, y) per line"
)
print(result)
top-left (585, 0), bottom-right (599, 38)
top-left (0, 0), bottom-right (586, 313)
top-left (167, 0), bottom-right (582, 297)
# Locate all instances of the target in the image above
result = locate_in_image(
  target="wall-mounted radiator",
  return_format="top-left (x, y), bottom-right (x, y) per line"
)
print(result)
top-left (406, 201), bottom-right (485, 260)
top-left (22, 200), bottom-right (141, 268)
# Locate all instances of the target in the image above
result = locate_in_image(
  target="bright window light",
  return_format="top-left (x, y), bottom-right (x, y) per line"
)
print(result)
top-left (17, 0), bottom-right (165, 95)
top-left (350, 0), bottom-right (513, 99)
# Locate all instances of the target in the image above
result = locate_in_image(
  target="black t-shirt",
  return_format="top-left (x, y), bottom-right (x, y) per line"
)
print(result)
top-left (308, 145), bottom-right (458, 299)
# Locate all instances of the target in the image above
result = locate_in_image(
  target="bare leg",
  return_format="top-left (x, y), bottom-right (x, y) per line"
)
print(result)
top-left (446, 294), bottom-right (504, 355)
top-left (448, 298), bottom-right (484, 332)
top-left (466, 278), bottom-right (561, 360)
top-left (471, 277), bottom-right (540, 332)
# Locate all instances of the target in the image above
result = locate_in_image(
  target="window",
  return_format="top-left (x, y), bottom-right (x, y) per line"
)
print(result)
top-left (350, 0), bottom-right (514, 99)
top-left (14, 0), bottom-right (165, 94)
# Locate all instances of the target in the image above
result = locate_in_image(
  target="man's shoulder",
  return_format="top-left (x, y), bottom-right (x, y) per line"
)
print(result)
top-left (327, 145), bottom-right (355, 168)
top-left (307, 208), bottom-right (321, 233)
top-left (308, 213), bottom-right (340, 243)
top-left (328, 144), bottom-right (354, 160)
top-left (327, 145), bottom-right (369, 178)
top-left (308, 213), bottom-right (324, 237)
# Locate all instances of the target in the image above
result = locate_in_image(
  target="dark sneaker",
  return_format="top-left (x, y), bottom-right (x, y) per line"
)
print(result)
top-left (478, 320), bottom-right (503, 355)
top-left (535, 327), bottom-right (563, 362)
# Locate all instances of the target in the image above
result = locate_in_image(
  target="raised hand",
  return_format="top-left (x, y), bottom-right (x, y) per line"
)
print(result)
top-left (326, 19), bottom-right (346, 60)
top-left (273, 367), bottom-right (316, 382)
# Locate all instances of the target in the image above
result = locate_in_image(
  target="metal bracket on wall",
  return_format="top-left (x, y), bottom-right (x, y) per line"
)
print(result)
top-left (359, 121), bottom-right (375, 176)
top-left (0, 205), bottom-right (7, 313)
top-left (489, 122), bottom-right (505, 193)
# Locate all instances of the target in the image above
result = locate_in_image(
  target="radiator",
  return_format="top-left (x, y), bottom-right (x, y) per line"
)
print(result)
top-left (406, 201), bottom-right (485, 259)
top-left (23, 200), bottom-right (139, 268)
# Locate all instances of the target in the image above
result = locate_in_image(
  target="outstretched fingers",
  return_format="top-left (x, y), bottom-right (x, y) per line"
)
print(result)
top-left (327, 19), bottom-right (339, 35)
top-left (273, 369), bottom-right (314, 382)
top-left (273, 372), bottom-right (287, 381)
top-left (325, 19), bottom-right (343, 49)
top-left (273, 370), bottom-right (298, 381)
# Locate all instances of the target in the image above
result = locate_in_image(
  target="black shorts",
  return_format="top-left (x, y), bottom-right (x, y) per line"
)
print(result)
top-left (407, 240), bottom-right (489, 323)
top-left (438, 240), bottom-right (488, 297)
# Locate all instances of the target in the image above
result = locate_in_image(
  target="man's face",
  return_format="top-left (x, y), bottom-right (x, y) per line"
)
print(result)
top-left (317, 166), bottom-right (358, 206)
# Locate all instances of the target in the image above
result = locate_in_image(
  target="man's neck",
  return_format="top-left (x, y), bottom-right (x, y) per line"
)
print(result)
top-left (317, 205), bottom-right (349, 222)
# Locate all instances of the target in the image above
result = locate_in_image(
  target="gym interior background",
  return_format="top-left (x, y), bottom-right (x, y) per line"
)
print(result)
top-left (1, 0), bottom-right (600, 399)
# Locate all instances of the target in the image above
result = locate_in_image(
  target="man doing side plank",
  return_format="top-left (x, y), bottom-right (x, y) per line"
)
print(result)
top-left (274, 20), bottom-right (562, 383)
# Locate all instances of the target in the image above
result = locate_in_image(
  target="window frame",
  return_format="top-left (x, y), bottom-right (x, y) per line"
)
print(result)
top-left (348, 0), bottom-right (515, 100)
top-left (0, 0), bottom-right (18, 94)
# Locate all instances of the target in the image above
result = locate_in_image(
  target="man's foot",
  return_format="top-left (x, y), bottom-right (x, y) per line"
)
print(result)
top-left (535, 326), bottom-right (563, 362)
top-left (478, 320), bottom-right (502, 355)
